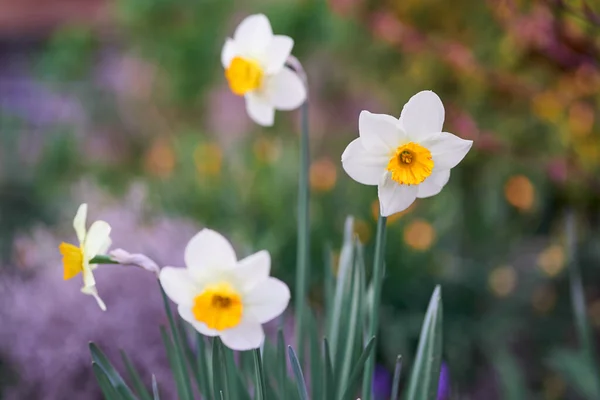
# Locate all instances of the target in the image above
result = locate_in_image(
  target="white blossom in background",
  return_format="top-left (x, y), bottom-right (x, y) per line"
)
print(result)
top-left (341, 90), bottom-right (473, 216)
top-left (159, 229), bottom-right (290, 351)
top-left (59, 203), bottom-right (112, 310)
top-left (221, 14), bottom-right (306, 126)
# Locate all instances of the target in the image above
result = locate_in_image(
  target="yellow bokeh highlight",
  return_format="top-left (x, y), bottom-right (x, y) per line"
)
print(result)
top-left (488, 265), bottom-right (517, 297)
top-left (194, 142), bottom-right (223, 178)
top-left (403, 219), bottom-right (436, 251)
top-left (532, 91), bottom-right (563, 123)
top-left (353, 219), bottom-right (372, 244)
top-left (504, 175), bottom-right (535, 211)
top-left (537, 245), bottom-right (565, 277)
top-left (309, 158), bottom-right (337, 193)
top-left (144, 138), bottom-right (176, 179)
top-left (568, 102), bottom-right (594, 138)
top-left (253, 136), bottom-right (282, 164)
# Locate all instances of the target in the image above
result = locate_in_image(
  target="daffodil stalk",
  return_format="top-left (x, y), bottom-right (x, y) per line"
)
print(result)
top-left (361, 215), bottom-right (387, 400)
top-left (287, 54), bottom-right (311, 361)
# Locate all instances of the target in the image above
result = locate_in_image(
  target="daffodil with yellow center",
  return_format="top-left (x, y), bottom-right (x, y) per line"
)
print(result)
top-left (342, 91), bottom-right (473, 216)
top-left (221, 14), bottom-right (307, 126)
top-left (59, 203), bottom-right (112, 310)
top-left (159, 229), bottom-right (290, 351)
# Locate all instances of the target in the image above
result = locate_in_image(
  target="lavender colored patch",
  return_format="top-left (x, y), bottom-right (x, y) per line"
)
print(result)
top-left (437, 362), bottom-right (450, 400)
top-left (373, 364), bottom-right (392, 399)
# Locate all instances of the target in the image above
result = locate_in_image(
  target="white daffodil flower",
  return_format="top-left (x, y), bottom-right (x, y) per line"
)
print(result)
top-left (342, 90), bottom-right (473, 216)
top-left (159, 229), bottom-right (290, 351)
top-left (221, 14), bottom-right (307, 126)
top-left (59, 203), bottom-right (112, 310)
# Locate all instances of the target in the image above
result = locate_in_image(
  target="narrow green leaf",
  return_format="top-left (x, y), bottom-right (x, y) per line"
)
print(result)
top-left (195, 333), bottom-right (212, 397)
top-left (308, 309), bottom-right (323, 400)
top-left (391, 355), bottom-right (402, 400)
top-left (340, 336), bottom-right (376, 400)
top-left (405, 286), bottom-right (443, 400)
top-left (89, 343), bottom-right (137, 400)
top-left (288, 346), bottom-right (309, 400)
top-left (160, 326), bottom-right (187, 400)
top-left (494, 349), bottom-right (528, 400)
top-left (277, 330), bottom-right (288, 398)
top-left (362, 215), bottom-right (387, 400)
top-left (120, 350), bottom-right (152, 400)
top-left (212, 338), bottom-right (229, 400)
top-left (223, 345), bottom-right (250, 400)
top-left (152, 375), bottom-right (160, 400)
top-left (92, 362), bottom-right (123, 400)
top-left (324, 244), bottom-right (335, 322)
top-left (254, 349), bottom-right (267, 400)
top-left (158, 282), bottom-right (194, 400)
top-left (323, 339), bottom-right (335, 400)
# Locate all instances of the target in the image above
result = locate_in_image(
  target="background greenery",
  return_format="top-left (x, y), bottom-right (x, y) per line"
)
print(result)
top-left (2, 0), bottom-right (600, 398)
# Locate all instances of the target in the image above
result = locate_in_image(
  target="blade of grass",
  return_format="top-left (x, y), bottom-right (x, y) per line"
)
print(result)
top-left (92, 362), bottom-right (123, 400)
top-left (308, 309), bottom-right (324, 400)
top-left (405, 286), bottom-right (443, 400)
top-left (339, 336), bottom-right (376, 400)
top-left (324, 244), bottom-right (335, 322)
top-left (277, 330), bottom-right (288, 398)
top-left (390, 355), bottom-right (402, 400)
top-left (295, 98), bottom-right (311, 363)
top-left (120, 350), bottom-right (152, 400)
top-left (254, 349), bottom-right (267, 400)
top-left (212, 338), bottom-right (229, 400)
top-left (288, 346), bottom-right (310, 400)
top-left (89, 343), bottom-right (136, 400)
top-left (158, 282), bottom-right (194, 400)
top-left (160, 326), bottom-right (188, 400)
top-left (195, 333), bottom-right (212, 397)
top-left (324, 338), bottom-right (335, 400)
top-left (152, 375), bottom-right (160, 400)
top-left (361, 215), bottom-right (387, 400)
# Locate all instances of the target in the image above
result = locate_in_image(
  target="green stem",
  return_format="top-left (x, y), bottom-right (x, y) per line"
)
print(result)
top-left (90, 255), bottom-right (119, 264)
top-left (295, 100), bottom-right (311, 364)
top-left (361, 215), bottom-right (387, 400)
top-left (566, 210), bottom-right (600, 389)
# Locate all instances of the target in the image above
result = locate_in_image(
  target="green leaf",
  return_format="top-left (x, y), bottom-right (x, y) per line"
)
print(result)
top-left (308, 309), bottom-right (324, 400)
top-left (158, 282), bottom-right (194, 400)
top-left (212, 338), bottom-right (229, 400)
top-left (405, 286), bottom-right (443, 400)
top-left (195, 333), bottom-right (212, 397)
top-left (391, 355), bottom-right (402, 400)
top-left (288, 346), bottom-right (309, 400)
top-left (92, 362), bottom-right (123, 400)
top-left (276, 330), bottom-right (288, 398)
top-left (159, 326), bottom-right (188, 400)
top-left (324, 244), bottom-right (335, 322)
top-left (152, 375), bottom-right (160, 400)
top-left (89, 342), bottom-right (137, 400)
top-left (254, 349), bottom-right (267, 400)
top-left (120, 350), bottom-right (152, 400)
top-left (493, 349), bottom-right (528, 400)
top-left (323, 339), bottom-right (335, 400)
top-left (339, 336), bottom-right (376, 400)
top-left (549, 348), bottom-right (600, 399)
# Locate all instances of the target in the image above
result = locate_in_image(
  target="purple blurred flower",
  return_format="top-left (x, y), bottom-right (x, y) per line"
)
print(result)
top-left (437, 362), bottom-right (450, 400)
top-left (372, 364), bottom-right (391, 400)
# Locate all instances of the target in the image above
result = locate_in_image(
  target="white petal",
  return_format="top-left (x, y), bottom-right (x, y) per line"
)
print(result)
top-left (399, 90), bottom-right (445, 141)
top-left (341, 138), bottom-right (388, 185)
top-left (84, 221), bottom-right (111, 259)
top-left (245, 93), bottom-right (275, 126)
top-left (185, 229), bottom-right (237, 276)
top-left (232, 250), bottom-right (271, 292)
top-left (420, 132), bottom-right (473, 170)
top-left (73, 203), bottom-right (87, 244)
top-left (110, 249), bottom-right (160, 275)
top-left (359, 111), bottom-right (406, 154)
top-left (265, 35), bottom-right (294, 74)
top-left (219, 317), bottom-right (265, 351)
top-left (233, 14), bottom-right (273, 59)
top-left (378, 174), bottom-right (418, 216)
top-left (81, 285), bottom-right (106, 311)
top-left (417, 169), bottom-right (451, 198)
top-left (244, 278), bottom-right (290, 323)
top-left (264, 67), bottom-right (306, 111)
top-left (178, 305), bottom-right (219, 337)
top-left (159, 267), bottom-right (198, 306)
top-left (82, 263), bottom-right (96, 288)
top-left (221, 38), bottom-right (238, 68)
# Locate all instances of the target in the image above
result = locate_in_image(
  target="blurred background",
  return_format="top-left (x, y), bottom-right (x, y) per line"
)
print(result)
top-left (1, 0), bottom-right (600, 399)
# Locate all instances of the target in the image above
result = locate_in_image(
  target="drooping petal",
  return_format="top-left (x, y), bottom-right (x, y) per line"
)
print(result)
top-left (184, 229), bottom-right (237, 276)
top-left (378, 174), bottom-right (418, 216)
top-left (81, 263), bottom-right (96, 288)
top-left (399, 91), bottom-right (445, 141)
top-left (359, 111), bottom-right (405, 154)
top-left (159, 267), bottom-right (199, 306)
top-left (417, 169), bottom-right (451, 198)
top-left (420, 132), bottom-right (473, 170)
top-left (264, 67), bottom-right (306, 111)
top-left (341, 138), bottom-right (388, 185)
top-left (84, 221), bottom-right (111, 259)
top-left (244, 277), bottom-right (290, 323)
top-left (110, 249), bottom-right (160, 275)
top-left (245, 93), bottom-right (275, 126)
top-left (219, 317), bottom-right (265, 351)
top-left (264, 35), bottom-right (294, 74)
top-left (178, 305), bottom-right (219, 337)
top-left (73, 203), bottom-right (87, 244)
top-left (232, 250), bottom-right (271, 292)
top-left (221, 38), bottom-right (238, 68)
top-left (233, 14), bottom-right (273, 59)
top-left (81, 285), bottom-right (106, 311)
